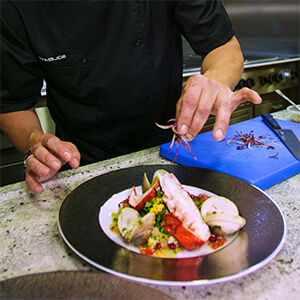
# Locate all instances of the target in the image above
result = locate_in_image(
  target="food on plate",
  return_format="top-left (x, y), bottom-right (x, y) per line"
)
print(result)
top-left (156, 170), bottom-right (211, 248)
top-left (201, 196), bottom-right (246, 235)
top-left (110, 169), bottom-right (246, 256)
top-left (118, 208), bottom-right (155, 246)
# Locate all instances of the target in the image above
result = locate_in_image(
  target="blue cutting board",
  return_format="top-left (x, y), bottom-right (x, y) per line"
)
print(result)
top-left (160, 117), bottom-right (300, 189)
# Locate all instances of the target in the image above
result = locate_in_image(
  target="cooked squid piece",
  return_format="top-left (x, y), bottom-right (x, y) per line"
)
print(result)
top-left (131, 213), bottom-right (155, 246)
top-left (118, 208), bottom-right (140, 243)
top-left (118, 207), bottom-right (155, 246)
top-left (201, 196), bottom-right (246, 235)
top-left (204, 213), bottom-right (246, 236)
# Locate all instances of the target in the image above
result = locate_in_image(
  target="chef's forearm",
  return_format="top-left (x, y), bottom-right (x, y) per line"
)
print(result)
top-left (201, 36), bottom-right (244, 90)
top-left (0, 108), bottom-right (44, 154)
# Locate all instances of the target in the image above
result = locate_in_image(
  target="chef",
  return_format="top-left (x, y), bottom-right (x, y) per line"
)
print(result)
top-left (0, 0), bottom-right (261, 194)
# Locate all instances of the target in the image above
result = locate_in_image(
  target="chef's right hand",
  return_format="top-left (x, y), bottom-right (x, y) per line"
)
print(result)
top-left (24, 134), bottom-right (81, 194)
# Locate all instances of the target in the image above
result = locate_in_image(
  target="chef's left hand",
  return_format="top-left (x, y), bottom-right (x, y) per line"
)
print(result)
top-left (176, 74), bottom-right (262, 141)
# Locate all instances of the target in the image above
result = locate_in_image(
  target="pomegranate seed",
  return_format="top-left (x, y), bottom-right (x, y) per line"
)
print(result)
top-left (169, 243), bottom-right (177, 249)
top-left (209, 234), bottom-right (216, 242)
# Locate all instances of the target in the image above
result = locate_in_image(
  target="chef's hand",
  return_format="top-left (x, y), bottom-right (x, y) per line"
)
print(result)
top-left (24, 134), bottom-right (81, 194)
top-left (176, 74), bottom-right (262, 141)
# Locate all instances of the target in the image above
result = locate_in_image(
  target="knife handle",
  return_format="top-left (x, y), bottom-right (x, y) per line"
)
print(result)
top-left (261, 113), bottom-right (281, 130)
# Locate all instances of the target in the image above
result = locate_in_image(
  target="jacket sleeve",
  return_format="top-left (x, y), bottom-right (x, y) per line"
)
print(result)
top-left (173, 0), bottom-right (235, 56)
top-left (0, 1), bottom-right (43, 113)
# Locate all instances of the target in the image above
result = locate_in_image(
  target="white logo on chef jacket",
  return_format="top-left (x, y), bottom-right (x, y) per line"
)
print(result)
top-left (38, 54), bottom-right (67, 62)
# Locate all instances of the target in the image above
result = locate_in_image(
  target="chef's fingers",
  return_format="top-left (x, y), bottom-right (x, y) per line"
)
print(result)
top-left (65, 142), bottom-right (81, 169)
top-left (25, 166), bottom-right (58, 194)
top-left (231, 88), bottom-right (262, 110)
top-left (39, 134), bottom-right (73, 164)
top-left (25, 152), bottom-right (60, 180)
top-left (25, 169), bottom-right (44, 194)
top-left (186, 83), bottom-right (219, 140)
top-left (177, 74), bottom-right (236, 141)
top-left (211, 89), bottom-right (233, 141)
top-left (38, 134), bottom-right (80, 169)
top-left (24, 134), bottom-right (81, 194)
top-left (177, 75), bottom-right (219, 139)
top-left (210, 88), bottom-right (261, 140)
top-left (211, 88), bottom-right (262, 141)
top-left (32, 143), bottom-right (62, 174)
top-left (176, 75), bottom-right (202, 137)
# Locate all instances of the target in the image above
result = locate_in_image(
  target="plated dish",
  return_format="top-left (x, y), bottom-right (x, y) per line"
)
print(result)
top-left (58, 165), bottom-right (286, 286)
top-left (100, 169), bottom-right (244, 258)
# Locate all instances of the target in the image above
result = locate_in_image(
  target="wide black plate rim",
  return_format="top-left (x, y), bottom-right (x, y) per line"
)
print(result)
top-left (58, 164), bottom-right (287, 286)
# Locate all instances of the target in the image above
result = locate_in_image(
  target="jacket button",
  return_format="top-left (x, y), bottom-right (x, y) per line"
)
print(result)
top-left (136, 39), bottom-right (142, 46)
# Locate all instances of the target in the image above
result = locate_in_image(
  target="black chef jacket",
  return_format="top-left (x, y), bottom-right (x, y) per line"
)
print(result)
top-left (1, 0), bottom-right (235, 165)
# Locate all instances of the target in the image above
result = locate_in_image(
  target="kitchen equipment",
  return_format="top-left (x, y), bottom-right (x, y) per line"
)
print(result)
top-left (0, 271), bottom-right (171, 299)
top-left (287, 105), bottom-right (300, 123)
top-left (261, 113), bottom-right (300, 160)
top-left (58, 165), bottom-right (286, 286)
top-left (160, 117), bottom-right (300, 189)
top-left (275, 89), bottom-right (300, 111)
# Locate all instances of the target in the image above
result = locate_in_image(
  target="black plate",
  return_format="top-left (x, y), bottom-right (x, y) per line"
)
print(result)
top-left (0, 271), bottom-right (171, 299)
top-left (58, 165), bottom-right (286, 286)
